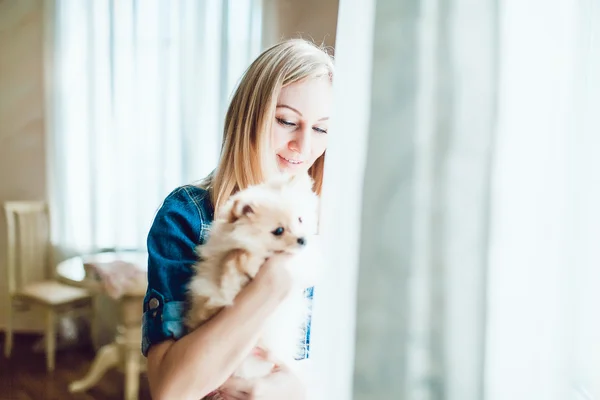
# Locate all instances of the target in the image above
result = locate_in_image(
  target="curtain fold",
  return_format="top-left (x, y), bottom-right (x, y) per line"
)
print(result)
top-left (320, 0), bottom-right (600, 399)
top-left (47, 0), bottom-right (262, 254)
top-left (308, 0), bottom-right (376, 398)
top-left (348, 0), bottom-right (497, 399)
top-left (310, 0), bottom-right (496, 398)
top-left (485, 1), bottom-right (600, 399)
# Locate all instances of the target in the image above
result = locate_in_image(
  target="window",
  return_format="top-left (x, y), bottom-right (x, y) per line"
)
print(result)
top-left (47, 0), bottom-right (262, 253)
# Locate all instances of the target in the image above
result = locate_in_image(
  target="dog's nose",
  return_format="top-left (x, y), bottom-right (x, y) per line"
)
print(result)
top-left (297, 237), bottom-right (306, 246)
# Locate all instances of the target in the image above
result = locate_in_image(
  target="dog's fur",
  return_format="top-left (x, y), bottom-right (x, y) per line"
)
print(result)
top-left (185, 173), bottom-right (319, 384)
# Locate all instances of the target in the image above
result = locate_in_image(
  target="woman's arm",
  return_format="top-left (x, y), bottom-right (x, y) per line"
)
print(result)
top-left (147, 254), bottom-right (293, 400)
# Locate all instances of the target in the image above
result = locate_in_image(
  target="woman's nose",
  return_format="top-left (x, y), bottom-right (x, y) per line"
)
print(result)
top-left (289, 127), bottom-right (311, 155)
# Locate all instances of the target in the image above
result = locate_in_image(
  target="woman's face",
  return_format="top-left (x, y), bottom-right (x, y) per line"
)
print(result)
top-left (271, 77), bottom-right (332, 175)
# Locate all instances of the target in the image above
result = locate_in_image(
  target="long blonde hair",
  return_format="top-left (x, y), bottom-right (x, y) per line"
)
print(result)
top-left (200, 39), bottom-right (334, 213)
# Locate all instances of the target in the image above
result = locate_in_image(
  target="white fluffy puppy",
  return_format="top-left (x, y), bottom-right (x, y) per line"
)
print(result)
top-left (185, 172), bottom-right (319, 381)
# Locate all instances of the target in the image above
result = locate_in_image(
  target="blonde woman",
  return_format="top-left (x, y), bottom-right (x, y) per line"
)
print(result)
top-left (143, 39), bottom-right (334, 399)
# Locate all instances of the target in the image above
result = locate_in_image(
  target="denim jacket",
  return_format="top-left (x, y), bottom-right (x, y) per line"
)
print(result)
top-left (141, 185), bottom-right (313, 359)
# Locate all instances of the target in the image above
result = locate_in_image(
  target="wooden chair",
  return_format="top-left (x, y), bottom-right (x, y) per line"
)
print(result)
top-left (3, 201), bottom-right (93, 372)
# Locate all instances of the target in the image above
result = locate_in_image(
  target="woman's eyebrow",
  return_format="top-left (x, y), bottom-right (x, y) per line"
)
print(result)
top-left (276, 104), bottom-right (302, 116)
top-left (276, 104), bottom-right (330, 121)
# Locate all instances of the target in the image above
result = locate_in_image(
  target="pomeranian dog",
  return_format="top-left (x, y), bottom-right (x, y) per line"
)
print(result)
top-left (185, 172), bottom-right (319, 386)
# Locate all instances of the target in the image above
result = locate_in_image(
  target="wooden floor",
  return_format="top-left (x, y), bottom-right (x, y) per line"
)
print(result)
top-left (0, 333), bottom-right (151, 400)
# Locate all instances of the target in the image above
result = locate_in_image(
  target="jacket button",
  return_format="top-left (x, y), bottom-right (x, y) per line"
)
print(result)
top-left (149, 298), bottom-right (160, 310)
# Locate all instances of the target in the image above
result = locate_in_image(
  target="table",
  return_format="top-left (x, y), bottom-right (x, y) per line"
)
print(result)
top-left (57, 251), bottom-right (148, 400)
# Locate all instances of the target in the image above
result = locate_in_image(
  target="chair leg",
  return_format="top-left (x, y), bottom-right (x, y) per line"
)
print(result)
top-left (89, 299), bottom-right (97, 350)
top-left (4, 298), bottom-right (14, 358)
top-left (125, 347), bottom-right (141, 400)
top-left (45, 308), bottom-right (56, 372)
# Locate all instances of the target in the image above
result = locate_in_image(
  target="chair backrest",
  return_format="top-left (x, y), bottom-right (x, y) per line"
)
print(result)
top-left (3, 201), bottom-right (50, 295)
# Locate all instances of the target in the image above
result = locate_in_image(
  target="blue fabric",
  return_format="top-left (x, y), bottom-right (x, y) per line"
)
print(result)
top-left (141, 185), bottom-right (313, 359)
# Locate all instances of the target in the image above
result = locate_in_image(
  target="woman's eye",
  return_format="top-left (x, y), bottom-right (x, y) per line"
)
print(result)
top-left (272, 227), bottom-right (285, 236)
top-left (276, 118), bottom-right (296, 127)
top-left (313, 127), bottom-right (328, 134)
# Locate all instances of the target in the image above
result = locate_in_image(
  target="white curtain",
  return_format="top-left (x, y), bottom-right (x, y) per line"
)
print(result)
top-left (314, 0), bottom-right (600, 399)
top-left (313, 0), bottom-right (495, 398)
top-left (308, 0), bottom-right (375, 398)
top-left (46, 0), bottom-right (262, 254)
top-left (485, 1), bottom-right (600, 399)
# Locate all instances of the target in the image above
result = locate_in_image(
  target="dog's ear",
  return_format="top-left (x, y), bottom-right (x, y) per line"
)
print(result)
top-left (228, 199), bottom-right (254, 223)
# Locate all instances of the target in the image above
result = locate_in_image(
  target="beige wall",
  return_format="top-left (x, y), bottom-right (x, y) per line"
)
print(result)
top-left (0, 0), bottom-right (48, 331)
top-left (262, 0), bottom-right (339, 51)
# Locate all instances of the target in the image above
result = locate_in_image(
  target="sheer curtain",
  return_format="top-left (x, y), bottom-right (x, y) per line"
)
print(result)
top-left (314, 0), bottom-right (600, 399)
top-left (308, 0), bottom-right (375, 398)
top-left (485, 1), bottom-right (600, 399)
top-left (312, 0), bottom-right (495, 398)
top-left (46, 0), bottom-right (262, 254)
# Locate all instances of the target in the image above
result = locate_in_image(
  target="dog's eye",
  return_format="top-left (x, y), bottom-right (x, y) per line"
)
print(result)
top-left (272, 227), bottom-right (285, 236)
top-left (298, 217), bottom-right (303, 224)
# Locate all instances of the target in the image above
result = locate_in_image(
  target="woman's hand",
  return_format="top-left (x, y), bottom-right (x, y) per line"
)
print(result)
top-left (218, 363), bottom-right (306, 400)
top-left (216, 254), bottom-right (302, 399)
top-left (252, 253), bottom-right (294, 300)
